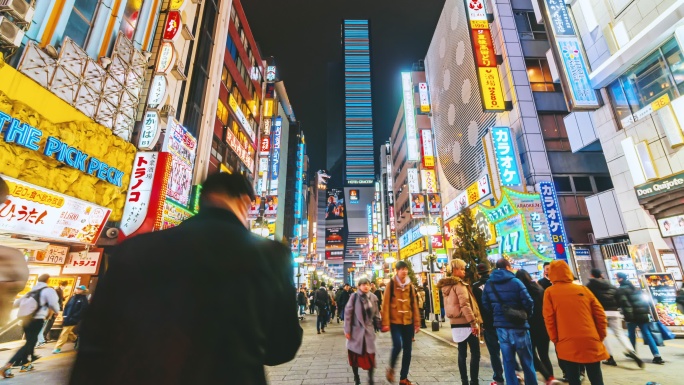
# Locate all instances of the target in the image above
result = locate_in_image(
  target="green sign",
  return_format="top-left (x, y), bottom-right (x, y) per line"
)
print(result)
top-left (635, 171), bottom-right (684, 201)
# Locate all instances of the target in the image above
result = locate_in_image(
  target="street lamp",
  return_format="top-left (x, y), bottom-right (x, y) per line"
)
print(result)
top-left (294, 256), bottom-right (305, 289)
top-left (419, 222), bottom-right (440, 331)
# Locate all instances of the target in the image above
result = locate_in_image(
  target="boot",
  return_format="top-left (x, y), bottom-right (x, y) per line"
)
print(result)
top-left (626, 351), bottom-right (644, 368)
top-left (368, 368), bottom-right (374, 385)
top-left (354, 374), bottom-right (361, 385)
top-left (386, 367), bottom-right (395, 383)
top-left (602, 356), bottom-right (617, 366)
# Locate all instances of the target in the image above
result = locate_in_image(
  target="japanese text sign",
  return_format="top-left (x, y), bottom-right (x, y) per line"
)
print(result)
top-left (418, 83), bottom-right (430, 113)
top-left (421, 130), bottom-right (435, 169)
top-left (260, 136), bottom-right (270, 156)
top-left (32, 244), bottom-right (70, 265)
top-left (271, 117), bottom-right (282, 181)
top-left (156, 42), bottom-right (176, 73)
top-left (538, 181), bottom-right (568, 260)
top-left (120, 153), bottom-right (158, 237)
top-left (0, 175), bottom-right (110, 245)
top-left (472, 29), bottom-right (496, 67)
top-left (421, 169), bottom-right (438, 193)
top-left (163, 11), bottom-right (181, 40)
top-left (407, 168), bottom-right (420, 194)
top-left (465, 0), bottom-right (488, 29)
top-left (543, 0), bottom-right (576, 36)
top-left (478, 68), bottom-right (505, 111)
top-left (138, 110), bottom-right (161, 150)
top-left (556, 37), bottom-right (599, 107)
top-left (401, 72), bottom-right (420, 161)
top-left (491, 127), bottom-right (521, 186)
top-left (62, 250), bottom-right (102, 275)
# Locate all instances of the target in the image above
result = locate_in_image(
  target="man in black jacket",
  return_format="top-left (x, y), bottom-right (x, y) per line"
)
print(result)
top-left (337, 284), bottom-right (351, 321)
top-left (472, 263), bottom-right (504, 385)
top-left (537, 262), bottom-right (552, 290)
top-left (586, 269), bottom-right (643, 367)
top-left (297, 288), bottom-right (308, 316)
top-left (69, 173), bottom-right (303, 385)
top-left (616, 272), bottom-right (664, 364)
top-left (53, 285), bottom-right (89, 354)
top-left (314, 286), bottom-right (330, 334)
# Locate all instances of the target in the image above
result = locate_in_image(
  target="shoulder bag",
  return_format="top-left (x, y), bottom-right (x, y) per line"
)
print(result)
top-left (489, 282), bottom-right (527, 325)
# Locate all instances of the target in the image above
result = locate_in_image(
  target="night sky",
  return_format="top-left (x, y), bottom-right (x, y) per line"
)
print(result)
top-left (242, 0), bottom-right (446, 173)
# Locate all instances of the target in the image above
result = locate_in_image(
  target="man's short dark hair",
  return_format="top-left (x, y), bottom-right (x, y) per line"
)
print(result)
top-left (395, 260), bottom-right (409, 270)
top-left (590, 268), bottom-right (602, 279)
top-left (495, 258), bottom-right (511, 270)
top-left (200, 172), bottom-right (255, 205)
top-left (543, 262), bottom-right (550, 267)
top-left (38, 274), bottom-right (50, 283)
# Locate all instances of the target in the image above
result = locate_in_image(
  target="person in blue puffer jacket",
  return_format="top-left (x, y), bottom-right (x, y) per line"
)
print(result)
top-left (482, 259), bottom-right (537, 385)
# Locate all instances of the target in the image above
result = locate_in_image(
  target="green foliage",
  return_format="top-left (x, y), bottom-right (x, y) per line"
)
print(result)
top-left (405, 259), bottom-right (419, 286)
top-left (450, 207), bottom-right (490, 283)
top-left (310, 271), bottom-right (320, 290)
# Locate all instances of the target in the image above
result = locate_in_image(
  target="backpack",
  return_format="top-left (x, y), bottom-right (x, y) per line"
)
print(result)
top-left (17, 287), bottom-right (47, 324)
top-left (315, 291), bottom-right (328, 308)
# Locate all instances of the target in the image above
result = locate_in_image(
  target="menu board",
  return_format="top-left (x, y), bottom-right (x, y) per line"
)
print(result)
top-left (0, 176), bottom-right (111, 245)
top-left (29, 244), bottom-right (70, 265)
top-left (644, 273), bottom-right (684, 326)
top-left (659, 250), bottom-right (683, 283)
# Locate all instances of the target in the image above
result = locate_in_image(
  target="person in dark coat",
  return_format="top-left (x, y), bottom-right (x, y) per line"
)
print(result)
top-left (537, 262), bottom-right (552, 290)
top-left (482, 259), bottom-right (536, 385)
top-left (337, 284), bottom-right (352, 321)
top-left (297, 288), bottom-right (308, 316)
top-left (69, 173), bottom-right (303, 385)
top-left (314, 286), bottom-right (330, 334)
top-left (472, 263), bottom-right (504, 385)
top-left (616, 273), bottom-right (664, 364)
top-left (586, 269), bottom-right (642, 368)
top-left (516, 269), bottom-right (556, 383)
top-left (53, 285), bottom-right (89, 353)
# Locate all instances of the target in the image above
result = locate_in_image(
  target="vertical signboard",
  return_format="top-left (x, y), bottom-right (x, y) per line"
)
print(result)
top-left (541, 0), bottom-right (599, 108)
top-left (538, 181), bottom-right (568, 260)
top-left (120, 152), bottom-right (158, 237)
top-left (491, 127), bottom-right (522, 187)
top-left (401, 72), bottom-right (420, 161)
top-left (294, 142), bottom-right (304, 219)
top-left (420, 129), bottom-right (435, 168)
top-left (421, 169), bottom-right (438, 193)
top-left (410, 193), bottom-right (426, 218)
top-left (270, 117), bottom-right (282, 193)
top-left (418, 83), bottom-right (430, 113)
top-left (407, 168), bottom-right (420, 193)
top-left (465, 0), bottom-right (505, 112)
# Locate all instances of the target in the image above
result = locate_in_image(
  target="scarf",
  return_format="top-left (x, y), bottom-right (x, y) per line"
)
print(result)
top-left (358, 293), bottom-right (373, 320)
top-left (395, 275), bottom-right (410, 290)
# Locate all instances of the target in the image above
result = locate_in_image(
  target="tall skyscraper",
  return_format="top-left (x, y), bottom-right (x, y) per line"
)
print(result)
top-left (343, 20), bottom-right (375, 186)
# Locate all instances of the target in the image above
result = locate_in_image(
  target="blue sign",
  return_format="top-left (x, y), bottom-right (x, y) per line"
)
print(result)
top-left (0, 112), bottom-right (125, 187)
top-left (367, 204), bottom-right (373, 236)
top-left (557, 38), bottom-right (599, 107)
top-left (399, 223), bottom-right (424, 249)
top-left (491, 127), bottom-right (521, 186)
top-left (543, 0), bottom-right (576, 36)
top-left (539, 181), bottom-right (568, 260)
top-left (294, 142), bottom-right (304, 219)
top-left (270, 117), bottom-right (282, 181)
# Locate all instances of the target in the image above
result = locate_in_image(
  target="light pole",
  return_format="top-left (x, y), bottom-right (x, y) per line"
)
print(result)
top-left (420, 222), bottom-right (440, 331)
top-left (294, 256), bottom-right (304, 289)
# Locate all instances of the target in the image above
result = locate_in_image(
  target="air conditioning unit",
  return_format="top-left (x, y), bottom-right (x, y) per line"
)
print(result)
top-left (171, 58), bottom-right (186, 81)
top-left (0, 0), bottom-right (34, 24)
top-left (0, 16), bottom-right (23, 47)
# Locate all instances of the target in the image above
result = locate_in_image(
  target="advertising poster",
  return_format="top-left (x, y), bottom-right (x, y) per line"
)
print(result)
top-left (390, 238), bottom-right (399, 252)
top-left (325, 227), bottom-right (345, 250)
top-left (658, 215), bottom-right (684, 237)
top-left (248, 196), bottom-right (261, 219)
top-left (349, 189), bottom-right (359, 204)
top-left (326, 189), bottom-right (345, 219)
top-left (427, 193), bottom-right (441, 216)
top-left (411, 193), bottom-right (426, 218)
top-left (644, 273), bottom-right (684, 326)
top-left (160, 199), bottom-right (193, 230)
top-left (263, 196), bottom-right (278, 219)
top-left (628, 244), bottom-right (657, 275)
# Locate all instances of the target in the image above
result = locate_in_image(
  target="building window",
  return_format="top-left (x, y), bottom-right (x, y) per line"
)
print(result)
top-left (607, 38), bottom-right (683, 129)
top-left (572, 176), bottom-right (593, 192)
top-left (514, 11), bottom-right (546, 40)
top-left (227, 36), bottom-right (238, 61)
top-left (63, 0), bottom-right (98, 47)
top-left (526, 58), bottom-right (559, 92)
top-left (539, 114), bottom-right (570, 151)
top-left (553, 176), bottom-right (572, 192)
top-left (594, 176), bottom-right (614, 192)
top-left (217, 99), bottom-right (229, 125)
top-left (120, 0), bottom-right (143, 40)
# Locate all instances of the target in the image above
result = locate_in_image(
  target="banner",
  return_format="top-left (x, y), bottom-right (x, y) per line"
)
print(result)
top-left (538, 181), bottom-right (568, 260)
top-left (326, 189), bottom-right (345, 219)
top-left (248, 196), bottom-right (261, 219)
top-left (263, 196), bottom-right (278, 219)
top-left (430, 273), bottom-right (442, 314)
top-left (427, 193), bottom-right (441, 216)
top-left (491, 127), bottom-right (522, 187)
top-left (410, 193), bottom-right (426, 218)
top-left (644, 273), bottom-right (684, 326)
top-left (325, 227), bottom-right (345, 250)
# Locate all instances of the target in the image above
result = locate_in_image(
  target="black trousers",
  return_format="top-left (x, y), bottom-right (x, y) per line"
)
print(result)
top-left (559, 360), bottom-right (603, 385)
top-left (457, 332), bottom-right (480, 385)
top-left (9, 319), bottom-right (44, 366)
top-left (531, 330), bottom-right (554, 379)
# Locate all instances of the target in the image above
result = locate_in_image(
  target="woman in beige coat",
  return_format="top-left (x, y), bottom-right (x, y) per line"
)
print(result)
top-left (437, 259), bottom-right (482, 385)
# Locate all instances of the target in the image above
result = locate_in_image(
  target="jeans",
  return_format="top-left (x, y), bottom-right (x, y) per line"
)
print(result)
top-left (483, 328), bottom-right (504, 383)
top-left (390, 324), bottom-right (414, 380)
top-left (316, 314), bottom-right (327, 332)
top-left (627, 322), bottom-right (660, 357)
top-left (299, 305), bottom-right (306, 315)
top-left (36, 319), bottom-right (47, 344)
top-left (457, 332), bottom-right (480, 384)
top-left (559, 360), bottom-right (603, 385)
top-left (9, 319), bottom-right (44, 365)
top-left (604, 312), bottom-right (634, 355)
top-left (497, 328), bottom-right (538, 385)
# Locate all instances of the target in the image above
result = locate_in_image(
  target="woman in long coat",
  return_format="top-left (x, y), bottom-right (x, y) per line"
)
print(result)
top-left (345, 277), bottom-right (380, 385)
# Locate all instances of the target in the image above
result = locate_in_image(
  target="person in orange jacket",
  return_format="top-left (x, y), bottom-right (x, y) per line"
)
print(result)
top-left (543, 260), bottom-right (609, 385)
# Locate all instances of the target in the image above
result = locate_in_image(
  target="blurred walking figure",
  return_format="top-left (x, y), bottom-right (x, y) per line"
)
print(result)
top-left (516, 269), bottom-right (559, 385)
top-left (544, 261), bottom-right (609, 385)
top-left (616, 272), bottom-right (665, 364)
top-left (0, 176), bottom-right (29, 328)
top-left (1, 274), bottom-right (60, 378)
top-left (53, 285), bottom-right (89, 354)
top-left (345, 278), bottom-right (380, 385)
top-left (297, 288), bottom-right (308, 316)
top-left (338, 284), bottom-right (352, 321)
top-left (328, 286), bottom-right (337, 324)
top-left (586, 269), bottom-right (643, 368)
top-left (314, 286), bottom-right (330, 334)
top-left (69, 173), bottom-right (302, 385)
top-left (381, 261), bottom-right (421, 385)
top-left (415, 286), bottom-right (427, 329)
top-left (482, 259), bottom-right (537, 385)
top-left (438, 259), bottom-right (482, 385)
top-left (472, 263), bottom-right (505, 385)
top-left (39, 280), bottom-right (67, 346)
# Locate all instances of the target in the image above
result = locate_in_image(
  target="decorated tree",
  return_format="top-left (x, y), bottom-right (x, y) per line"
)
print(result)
top-left (450, 207), bottom-right (490, 283)
top-left (405, 259), bottom-right (419, 286)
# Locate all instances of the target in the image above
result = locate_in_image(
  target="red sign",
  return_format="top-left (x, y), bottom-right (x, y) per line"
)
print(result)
top-left (471, 29), bottom-right (496, 68)
top-left (163, 11), bottom-right (181, 40)
top-left (431, 235), bottom-right (444, 249)
top-left (260, 136), bottom-right (270, 155)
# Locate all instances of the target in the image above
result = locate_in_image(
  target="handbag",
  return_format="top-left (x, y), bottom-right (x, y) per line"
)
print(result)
top-left (646, 322), bottom-right (665, 347)
top-left (656, 320), bottom-right (675, 341)
top-left (489, 282), bottom-right (527, 325)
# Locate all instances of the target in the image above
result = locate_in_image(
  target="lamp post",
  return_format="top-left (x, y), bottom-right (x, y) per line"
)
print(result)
top-left (420, 222), bottom-right (440, 331)
top-left (294, 256), bottom-right (305, 289)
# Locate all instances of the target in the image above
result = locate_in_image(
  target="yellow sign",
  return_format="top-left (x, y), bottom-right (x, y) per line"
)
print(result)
top-left (16, 274), bottom-right (37, 298)
top-left (478, 67), bottom-right (505, 111)
top-left (267, 222), bottom-right (276, 235)
top-left (467, 183), bottom-right (480, 206)
top-left (651, 94), bottom-right (670, 112)
top-left (263, 99), bottom-right (274, 118)
top-left (400, 237), bottom-right (426, 258)
top-left (472, 206), bottom-right (497, 246)
top-left (170, 0), bottom-right (185, 10)
top-left (423, 156), bottom-right (435, 168)
top-left (470, 20), bottom-right (489, 29)
top-left (430, 273), bottom-right (442, 311)
top-left (47, 277), bottom-right (76, 298)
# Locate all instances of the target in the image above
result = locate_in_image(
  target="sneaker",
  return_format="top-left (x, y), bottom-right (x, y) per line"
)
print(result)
top-left (52, 348), bottom-right (61, 354)
top-left (19, 364), bottom-right (33, 372)
top-left (386, 368), bottom-right (395, 383)
top-left (602, 356), bottom-right (617, 366)
top-left (652, 356), bottom-right (665, 365)
top-left (399, 379), bottom-right (413, 385)
top-left (1, 364), bottom-right (13, 379)
top-left (626, 351), bottom-right (644, 368)
top-left (35, 342), bottom-right (46, 348)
